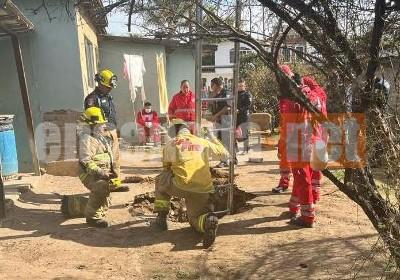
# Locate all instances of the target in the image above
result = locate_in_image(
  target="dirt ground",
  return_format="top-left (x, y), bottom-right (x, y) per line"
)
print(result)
top-left (0, 145), bottom-right (394, 280)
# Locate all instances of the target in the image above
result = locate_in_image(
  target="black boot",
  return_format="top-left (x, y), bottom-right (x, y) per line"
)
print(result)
top-left (203, 214), bottom-right (219, 248)
top-left (272, 185), bottom-right (288, 194)
top-left (110, 185), bottom-right (130, 192)
top-left (154, 211), bottom-right (168, 231)
top-left (289, 217), bottom-right (314, 228)
top-left (86, 217), bottom-right (109, 228)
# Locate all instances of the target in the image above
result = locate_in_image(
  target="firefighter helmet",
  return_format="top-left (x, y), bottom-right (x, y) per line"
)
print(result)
top-left (82, 107), bottom-right (107, 125)
top-left (95, 69), bottom-right (118, 88)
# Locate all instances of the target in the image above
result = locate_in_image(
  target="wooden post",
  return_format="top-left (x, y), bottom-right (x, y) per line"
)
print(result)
top-left (11, 34), bottom-right (40, 176)
top-left (0, 163), bottom-right (5, 219)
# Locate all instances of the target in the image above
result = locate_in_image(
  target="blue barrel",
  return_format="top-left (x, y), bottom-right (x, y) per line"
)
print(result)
top-left (0, 115), bottom-right (18, 178)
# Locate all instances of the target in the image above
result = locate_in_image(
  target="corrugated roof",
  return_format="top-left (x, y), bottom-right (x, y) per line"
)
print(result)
top-left (0, 0), bottom-right (34, 36)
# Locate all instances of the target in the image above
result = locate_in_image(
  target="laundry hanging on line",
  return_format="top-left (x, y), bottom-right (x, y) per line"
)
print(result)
top-left (123, 54), bottom-right (147, 102)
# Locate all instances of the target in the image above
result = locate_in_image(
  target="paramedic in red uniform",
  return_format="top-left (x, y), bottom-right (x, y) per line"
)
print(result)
top-left (136, 101), bottom-right (161, 145)
top-left (279, 65), bottom-right (322, 228)
top-left (168, 80), bottom-right (196, 132)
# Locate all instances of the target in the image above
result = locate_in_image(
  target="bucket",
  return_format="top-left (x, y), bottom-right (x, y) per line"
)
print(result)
top-left (0, 115), bottom-right (18, 178)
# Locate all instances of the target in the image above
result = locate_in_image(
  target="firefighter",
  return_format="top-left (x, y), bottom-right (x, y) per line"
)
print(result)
top-left (78, 107), bottom-right (120, 228)
top-left (136, 101), bottom-right (161, 145)
top-left (168, 80), bottom-right (196, 132)
top-left (153, 119), bottom-right (229, 248)
top-left (84, 69), bottom-right (127, 192)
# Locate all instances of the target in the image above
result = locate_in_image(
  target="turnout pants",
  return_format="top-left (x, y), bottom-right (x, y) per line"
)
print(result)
top-left (107, 129), bottom-right (120, 177)
top-left (154, 170), bottom-right (211, 233)
top-left (83, 176), bottom-right (111, 220)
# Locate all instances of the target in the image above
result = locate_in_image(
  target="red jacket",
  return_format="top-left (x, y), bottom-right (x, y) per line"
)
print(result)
top-left (136, 110), bottom-right (160, 127)
top-left (168, 91), bottom-right (196, 122)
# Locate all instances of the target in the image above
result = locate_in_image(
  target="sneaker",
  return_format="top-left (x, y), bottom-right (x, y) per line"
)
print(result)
top-left (289, 217), bottom-right (314, 228)
top-left (86, 217), bottom-right (109, 228)
top-left (272, 186), bottom-right (288, 194)
top-left (153, 212), bottom-right (168, 231)
top-left (110, 186), bottom-right (130, 192)
top-left (203, 214), bottom-right (219, 248)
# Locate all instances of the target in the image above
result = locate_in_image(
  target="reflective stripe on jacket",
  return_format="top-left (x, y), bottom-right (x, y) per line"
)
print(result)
top-left (168, 91), bottom-right (196, 122)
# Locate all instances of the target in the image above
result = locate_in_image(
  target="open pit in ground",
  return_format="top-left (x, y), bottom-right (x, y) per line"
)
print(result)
top-left (128, 168), bottom-right (256, 222)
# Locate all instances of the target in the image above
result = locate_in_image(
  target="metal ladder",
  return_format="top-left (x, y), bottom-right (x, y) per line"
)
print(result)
top-left (194, 0), bottom-right (242, 215)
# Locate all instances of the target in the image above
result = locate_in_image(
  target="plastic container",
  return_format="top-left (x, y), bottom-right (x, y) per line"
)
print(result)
top-left (0, 115), bottom-right (18, 178)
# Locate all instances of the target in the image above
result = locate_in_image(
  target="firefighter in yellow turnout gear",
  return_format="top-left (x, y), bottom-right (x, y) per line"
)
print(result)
top-left (79, 107), bottom-right (118, 228)
top-left (154, 119), bottom-right (229, 248)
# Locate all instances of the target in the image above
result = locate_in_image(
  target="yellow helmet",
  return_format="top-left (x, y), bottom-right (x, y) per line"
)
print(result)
top-left (82, 107), bottom-right (107, 125)
top-left (95, 69), bottom-right (117, 88)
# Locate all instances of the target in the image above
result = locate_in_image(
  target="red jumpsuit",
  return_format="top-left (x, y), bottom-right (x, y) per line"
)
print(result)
top-left (277, 98), bottom-right (293, 189)
top-left (303, 76), bottom-right (328, 203)
top-left (136, 110), bottom-right (160, 144)
top-left (282, 84), bottom-right (315, 224)
top-left (287, 78), bottom-right (327, 224)
top-left (168, 91), bottom-right (196, 132)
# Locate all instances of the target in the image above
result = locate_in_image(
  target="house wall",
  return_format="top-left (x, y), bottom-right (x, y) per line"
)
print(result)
top-left (166, 47), bottom-right (196, 99)
top-left (0, 0), bottom-right (84, 171)
top-left (99, 40), bottom-right (166, 141)
top-left (99, 40), bottom-right (196, 142)
top-left (76, 10), bottom-right (99, 96)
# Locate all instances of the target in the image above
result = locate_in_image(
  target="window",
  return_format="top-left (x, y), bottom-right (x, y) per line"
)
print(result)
top-left (295, 46), bottom-right (304, 62)
top-left (202, 51), bottom-right (215, 73)
top-left (230, 48), bottom-right (235, 63)
top-left (230, 47), bottom-right (252, 63)
top-left (84, 37), bottom-right (95, 88)
top-left (282, 47), bottom-right (291, 62)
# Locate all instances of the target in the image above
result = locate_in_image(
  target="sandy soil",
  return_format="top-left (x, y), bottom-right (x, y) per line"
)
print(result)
top-left (0, 145), bottom-right (394, 280)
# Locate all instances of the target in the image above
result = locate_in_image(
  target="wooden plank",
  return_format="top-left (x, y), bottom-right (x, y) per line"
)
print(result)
top-left (0, 162), bottom-right (5, 219)
top-left (11, 35), bottom-right (41, 176)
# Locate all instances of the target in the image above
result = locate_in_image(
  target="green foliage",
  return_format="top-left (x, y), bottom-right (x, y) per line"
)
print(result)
top-left (239, 53), bottom-right (326, 127)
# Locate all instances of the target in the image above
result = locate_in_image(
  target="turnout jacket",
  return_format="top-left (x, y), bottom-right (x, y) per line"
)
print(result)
top-left (162, 130), bottom-right (229, 193)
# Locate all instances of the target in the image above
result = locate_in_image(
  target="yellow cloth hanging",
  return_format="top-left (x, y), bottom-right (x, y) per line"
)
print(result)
top-left (156, 53), bottom-right (169, 114)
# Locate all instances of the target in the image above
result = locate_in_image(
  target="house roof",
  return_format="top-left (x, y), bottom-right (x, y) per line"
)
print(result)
top-left (78, 0), bottom-right (108, 34)
top-left (0, 0), bottom-right (34, 36)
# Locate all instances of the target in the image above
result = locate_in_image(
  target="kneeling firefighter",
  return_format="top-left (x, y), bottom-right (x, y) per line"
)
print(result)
top-left (153, 119), bottom-right (229, 248)
top-left (61, 107), bottom-right (124, 227)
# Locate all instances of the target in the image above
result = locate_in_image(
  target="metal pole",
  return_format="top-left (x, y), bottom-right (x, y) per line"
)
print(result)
top-left (0, 162), bottom-right (5, 219)
top-left (228, 0), bottom-right (241, 214)
top-left (11, 35), bottom-right (40, 176)
top-left (194, 0), bottom-right (203, 136)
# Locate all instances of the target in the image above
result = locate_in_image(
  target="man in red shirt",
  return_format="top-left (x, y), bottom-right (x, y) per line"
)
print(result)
top-left (168, 80), bottom-right (196, 133)
top-left (136, 101), bottom-right (160, 145)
